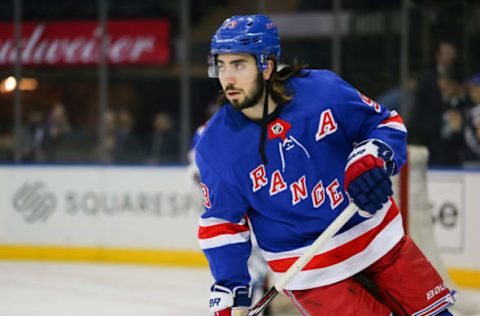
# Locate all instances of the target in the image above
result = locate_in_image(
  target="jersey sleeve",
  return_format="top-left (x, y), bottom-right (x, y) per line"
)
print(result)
top-left (331, 74), bottom-right (407, 175)
top-left (195, 149), bottom-right (252, 289)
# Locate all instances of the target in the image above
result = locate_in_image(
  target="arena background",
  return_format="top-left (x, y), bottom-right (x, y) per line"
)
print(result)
top-left (0, 1), bottom-right (479, 315)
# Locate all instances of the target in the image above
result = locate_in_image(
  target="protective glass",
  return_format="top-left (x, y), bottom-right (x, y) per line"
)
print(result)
top-left (207, 54), bottom-right (219, 78)
top-left (208, 53), bottom-right (255, 79)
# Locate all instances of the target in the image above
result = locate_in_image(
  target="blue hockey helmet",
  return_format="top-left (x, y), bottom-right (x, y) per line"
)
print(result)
top-left (208, 14), bottom-right (281, 78)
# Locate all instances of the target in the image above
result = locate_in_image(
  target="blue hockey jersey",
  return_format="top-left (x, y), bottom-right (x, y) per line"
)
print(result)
top-left (196, 70), bottom-right (407, 291)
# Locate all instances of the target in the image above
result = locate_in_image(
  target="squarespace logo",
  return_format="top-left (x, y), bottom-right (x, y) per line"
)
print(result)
top-left (13, 182), bottom-right (56, 223)
top-left (12, 181), bottom-right (202, 223)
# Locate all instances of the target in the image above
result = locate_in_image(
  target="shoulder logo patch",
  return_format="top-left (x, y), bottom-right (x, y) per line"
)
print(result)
top-left (268, 118), bottom-right (291, 141)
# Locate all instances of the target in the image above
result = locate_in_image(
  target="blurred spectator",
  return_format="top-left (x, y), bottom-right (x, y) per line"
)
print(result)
top-left (47, 103), bottom-right (72, 138)
top-left (408, 41), bottom-right (459, 165)
top-left (0, 133), bottom-right (13, 161)
top-left (434, 69), bottom-right (470, 165)
top-left (146, 112), bottom-right (179, 164)
top-left (113, 108), bottom-right (145, 163)
top-left (19, 107), bottom-right (47, 161)
top-left (101, 108), bottom-right (117, 163)
top-left (436, 41), bottom-right (457, 76)
top-left (464, 74), bottom-right (480, 162)
top-left (377, 73), bottom-right (417, 122)
top-left (43, 102), bottom-right (73, 161)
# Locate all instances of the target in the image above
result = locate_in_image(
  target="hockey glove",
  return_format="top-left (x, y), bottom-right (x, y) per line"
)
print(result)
top-left (209, 285), bottom-right (251, 316)
top-left (344, 139), bottom-right (395, 214)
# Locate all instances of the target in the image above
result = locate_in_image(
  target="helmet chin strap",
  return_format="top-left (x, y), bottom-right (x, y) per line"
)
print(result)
top-left (259, 79), bottom-right (271, 165)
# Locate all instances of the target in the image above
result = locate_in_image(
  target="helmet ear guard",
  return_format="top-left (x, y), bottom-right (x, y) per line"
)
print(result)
top-left (258, 53), bottom-right (270, 72)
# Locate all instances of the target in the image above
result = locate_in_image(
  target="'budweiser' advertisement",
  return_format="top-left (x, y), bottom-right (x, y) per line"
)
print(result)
top-left (0, 20), bottom-right (170, 66)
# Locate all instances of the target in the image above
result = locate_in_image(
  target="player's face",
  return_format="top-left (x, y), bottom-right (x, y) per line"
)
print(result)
top-left (217, 53), bottom-right (264, 110)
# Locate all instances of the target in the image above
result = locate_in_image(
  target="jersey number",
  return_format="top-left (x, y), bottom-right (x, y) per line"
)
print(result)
top-left (200, 183), bottom-right (212, 209)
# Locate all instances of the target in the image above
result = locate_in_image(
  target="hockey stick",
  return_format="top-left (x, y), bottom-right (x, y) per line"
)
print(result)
top-left (247, 203), bottom-right (359, 316)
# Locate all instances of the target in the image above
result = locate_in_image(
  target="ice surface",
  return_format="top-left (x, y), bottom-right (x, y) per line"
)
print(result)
top-left (0, 261), bottom-right (478, 316)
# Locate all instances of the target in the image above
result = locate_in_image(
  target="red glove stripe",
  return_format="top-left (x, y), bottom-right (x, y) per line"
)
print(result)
top-left (344, 155), bottom-right (385, 190)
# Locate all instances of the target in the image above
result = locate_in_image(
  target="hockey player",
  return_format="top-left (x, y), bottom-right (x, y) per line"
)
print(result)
top-left (196, 14), bottom-right (455, 316)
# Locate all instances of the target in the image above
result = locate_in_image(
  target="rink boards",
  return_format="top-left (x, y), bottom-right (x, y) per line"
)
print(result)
top-left (0, 165), bottom-right (207, 266)
top-left (0, 165), bottom-right (478, 288)
top-left (427, 169), bottom-right (480, 288)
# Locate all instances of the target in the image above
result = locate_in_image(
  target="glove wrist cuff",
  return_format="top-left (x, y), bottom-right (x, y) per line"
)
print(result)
top-left (210, 285), bottom-right (251, 314)
top-left (346, 139), bottom-right (395, 175)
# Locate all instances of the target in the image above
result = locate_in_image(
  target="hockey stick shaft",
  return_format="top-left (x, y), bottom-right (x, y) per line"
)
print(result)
top-left (248, 203), bottom-right (359, 316)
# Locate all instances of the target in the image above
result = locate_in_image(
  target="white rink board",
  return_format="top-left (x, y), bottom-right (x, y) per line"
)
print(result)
top-left (0, 166), bottom-right (203, 250)
top-left (0, 166), bottom-right (479, 272)
top-left (428, 170), bottom-right (480, 271)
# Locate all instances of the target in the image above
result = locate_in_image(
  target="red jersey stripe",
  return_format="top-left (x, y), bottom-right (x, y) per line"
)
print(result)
top-left (198, 222), bottom-right (250, 239)
top-left (268, 203), bottom-right (399, 272)
top-left (380, 115), bottom-right (404, 125)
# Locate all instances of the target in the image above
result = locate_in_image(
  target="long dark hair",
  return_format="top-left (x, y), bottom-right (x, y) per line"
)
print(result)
top-left (270, 61), bottom-right (309, 104)
top-left (216, 58), bottom-right (309, 106)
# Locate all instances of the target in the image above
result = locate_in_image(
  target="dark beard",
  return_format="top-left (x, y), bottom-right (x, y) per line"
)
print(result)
top-left (229, 74), bottom-right (265, 110)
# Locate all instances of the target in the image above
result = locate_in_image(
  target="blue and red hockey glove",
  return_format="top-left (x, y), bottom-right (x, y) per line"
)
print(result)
top-left (344, 139), bottom-right (395, 215)
top-left (209, 285), bottom-right (251, 316)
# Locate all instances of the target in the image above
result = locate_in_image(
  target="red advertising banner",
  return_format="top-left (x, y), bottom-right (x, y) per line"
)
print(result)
top-left (0, 19), bottom-right (170, 66)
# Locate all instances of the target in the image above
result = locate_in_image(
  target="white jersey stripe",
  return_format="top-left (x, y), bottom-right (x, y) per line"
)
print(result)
top-left (377, 122), bottom-right (407, 133)
top-left (198, 231), bottom-right (250, 250)
top-left (199, 216), bottom-right (246, 227)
